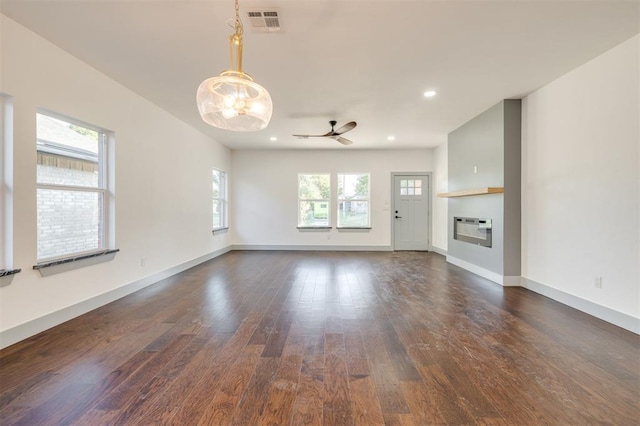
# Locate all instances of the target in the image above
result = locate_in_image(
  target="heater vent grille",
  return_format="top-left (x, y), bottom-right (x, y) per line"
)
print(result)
top-left (247, 9), bottom-right (281, 32)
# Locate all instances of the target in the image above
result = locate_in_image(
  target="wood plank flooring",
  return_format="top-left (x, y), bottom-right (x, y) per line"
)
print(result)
top-left (1, 251), bottom-right (638, 425)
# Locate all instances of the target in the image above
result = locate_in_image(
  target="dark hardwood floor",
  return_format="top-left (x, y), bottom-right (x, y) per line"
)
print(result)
top-left (1, 251), bottom-right (638, 425)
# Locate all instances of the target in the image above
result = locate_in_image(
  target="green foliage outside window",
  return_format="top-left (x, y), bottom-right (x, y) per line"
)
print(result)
top-left (298, 174), bottom-right (330, 226)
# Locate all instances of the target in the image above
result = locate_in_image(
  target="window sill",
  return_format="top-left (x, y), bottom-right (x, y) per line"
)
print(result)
top-left (337, 227), bottom-right (372, 231)
top-left (33, 249), bottom-right (119, 277)
top-left (212, 227), bottom-right (229, 235)
top-left (0, 268), bottom-right (21, 278)
top-left (0, 268), bottom-right (20, 287)
top-left (297, 226), bottom-right (332, 231)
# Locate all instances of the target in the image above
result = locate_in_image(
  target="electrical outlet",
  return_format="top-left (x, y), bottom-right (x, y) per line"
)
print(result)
top-left (595, 276), bottom-right (602, 288)
top-left (473, 166), bottom-right (478, 174)
top-left (141, 257), bottom-right (147, 267)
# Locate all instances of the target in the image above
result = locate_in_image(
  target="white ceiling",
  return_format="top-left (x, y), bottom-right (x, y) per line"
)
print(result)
top-left (1, 0), bottom-right (638, 150)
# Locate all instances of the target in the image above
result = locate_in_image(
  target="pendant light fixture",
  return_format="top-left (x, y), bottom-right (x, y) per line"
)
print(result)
top-left (196, 0), bottom-right (273, 131)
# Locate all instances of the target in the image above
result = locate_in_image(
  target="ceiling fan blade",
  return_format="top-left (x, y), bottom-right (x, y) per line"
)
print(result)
top-left (295, 121), bottom-right (356, 141)
top-left (332, 136), bottom-right (353, 145)
top-left (293, 134), bottom-right (324, 138)
top-left (333, 121), bottom-right (357, 136)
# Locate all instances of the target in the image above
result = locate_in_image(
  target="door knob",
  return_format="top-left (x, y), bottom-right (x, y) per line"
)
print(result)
top-left (395, 215), bottom-right (402, 219)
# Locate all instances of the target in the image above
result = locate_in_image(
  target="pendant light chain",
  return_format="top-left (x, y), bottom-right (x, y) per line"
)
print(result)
top-left (234, 0), bottom-right (243, 37)
top-left (230, 0), bottom-right (244, 73)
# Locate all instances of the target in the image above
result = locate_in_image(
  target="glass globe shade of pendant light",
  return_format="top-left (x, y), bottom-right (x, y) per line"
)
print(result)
top-left (197, 71), bottom-right (272, 132)
top-left (197, 0), bottom-right (272, 131)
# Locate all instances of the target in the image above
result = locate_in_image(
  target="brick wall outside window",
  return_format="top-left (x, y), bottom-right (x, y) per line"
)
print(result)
top-left (36, 164), bottom-right (101, 259)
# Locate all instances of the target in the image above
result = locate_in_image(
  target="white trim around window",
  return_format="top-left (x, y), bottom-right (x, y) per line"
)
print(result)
top-left (212, 168), bottom-right (228, 231)
top-left (35, 111), bottom-right (113, 264)
top-left (0, 94), bottom-right (12, 272)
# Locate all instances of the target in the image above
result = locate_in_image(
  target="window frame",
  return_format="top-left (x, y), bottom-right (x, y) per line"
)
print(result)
top-left (0, 95), bottom-right (9, 270)
top-left (212, 168), bottom-right (228, 231)
top-left (35, 111), bottom-right (110, 263)
top-left (337, 172), bottom-right (371, 228)
top-left (297, 173), bottom-right (331, 228)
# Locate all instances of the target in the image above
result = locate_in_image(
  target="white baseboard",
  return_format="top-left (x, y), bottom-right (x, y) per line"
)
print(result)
top-left (430, 246), bottom-right (448, 257)
top-left (231, 244), bottom-right (392, 252)
top-left (445, 256), bottom-right (521, 287)
top-left (446, 255), bottom-right (507, 285)
top-left (444, 255), bottom-right (639, 334)
top-left (502, 276), bottom-right (521, 287)
top-left (521, 277), bottom-right (639, 334)
top-left (6, 247), bottom-right (634, 349)
top-left (0, 246), bottom-right (232, 350)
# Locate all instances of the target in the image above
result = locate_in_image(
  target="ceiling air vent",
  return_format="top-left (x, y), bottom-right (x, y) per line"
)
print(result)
top-left (246, 9), bottom-right (281, 32)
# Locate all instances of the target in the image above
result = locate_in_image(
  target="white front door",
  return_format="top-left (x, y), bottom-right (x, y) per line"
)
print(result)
top-left (393, 175), bottom-right (429, 251)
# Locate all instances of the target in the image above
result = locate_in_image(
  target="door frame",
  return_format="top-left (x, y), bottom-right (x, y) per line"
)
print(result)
top-left (390, 172), bottom-right (433, 252)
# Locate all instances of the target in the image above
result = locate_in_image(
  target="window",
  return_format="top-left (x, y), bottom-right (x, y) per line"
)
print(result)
top-left (337, 173), bottom-right (370, 227)
top-left (212, 169), bottom-right (227, 230)
top-left (400, 178), bottom-right (422, 195)
top-left (36, 112), bottom-right (109, 261)
top-left (298, 173), bottom-right (330, 227)
top-left (0, 95), bottom-right (11, 270)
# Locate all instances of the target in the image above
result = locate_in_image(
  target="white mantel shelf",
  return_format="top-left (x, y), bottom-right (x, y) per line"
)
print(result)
top-left (437, 187), bottom-right (504, 198)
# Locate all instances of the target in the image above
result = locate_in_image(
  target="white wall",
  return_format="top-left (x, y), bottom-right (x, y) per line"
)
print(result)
top-left (432, 142), bottom-right (448, 253)
top-left (231, 149), bottom-right (432, 249)
top-left (522, 35), bottom-right (639, 321)
top-left (0, 15), bottom-right (231, 345)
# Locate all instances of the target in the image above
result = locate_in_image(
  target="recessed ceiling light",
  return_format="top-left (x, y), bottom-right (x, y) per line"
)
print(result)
top-left (387, 135), bottom-right (396, 141)
top-left (423, 90), bottom-right (437, 98)
top-left (269, 136), bottom-right (278, 141)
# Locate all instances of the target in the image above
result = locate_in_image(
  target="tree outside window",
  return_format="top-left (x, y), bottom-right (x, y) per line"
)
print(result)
top-left (298, 174), bottom-right (330, 227)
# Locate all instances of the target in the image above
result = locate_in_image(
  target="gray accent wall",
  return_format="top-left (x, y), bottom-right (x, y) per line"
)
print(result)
top-left (447, 100), bottom-right (521, 277)
top-left (502, 101), bottom-right (522, 276)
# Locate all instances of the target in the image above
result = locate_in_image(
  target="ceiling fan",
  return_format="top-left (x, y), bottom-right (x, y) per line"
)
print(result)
top-left (293, 120), bottom-right (357, 145)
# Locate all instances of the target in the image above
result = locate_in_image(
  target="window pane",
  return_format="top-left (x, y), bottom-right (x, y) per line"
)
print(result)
top-left (37, 114), bottom-right (100, 188)
top-left (338, 201), bottom-right (369, 227)
top-left (415, 179), bottom-right (422, 188)
top-left (401, 180), bottom-right (407, 187)
top-left (37, 189), bottom-right (103, 259)
top-left (401, 188), bottom-right (407, 195)
top-left (299, 200), bottom-right (329, 227)
top-left (212, 171), bottom-right (220, 198)
top-left (415, 188), bottom-right (422, 195)
top-left (212, 169), bottom-right (227, 229)
top-left (37, 155), bottom-right (99, 187)
top-left (213, 199), bottom-right (220, 229)
top-left (0, 96), bottom-right (7, 268)
top-left (299, 174), bottom-right (330, 199)
top-left (213, 199), bottom-right (226, 229)
top-left (338, 173), bottom-right (369, 199)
